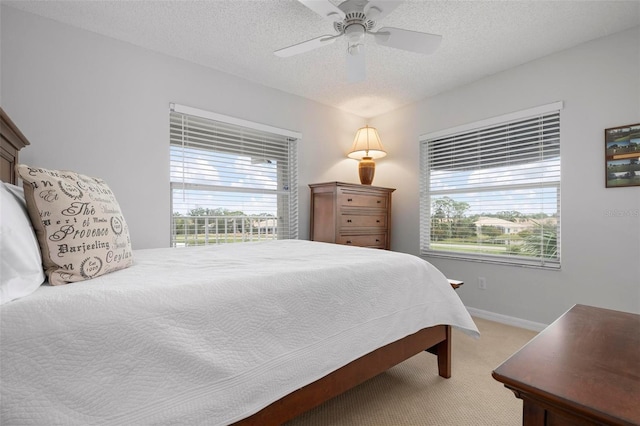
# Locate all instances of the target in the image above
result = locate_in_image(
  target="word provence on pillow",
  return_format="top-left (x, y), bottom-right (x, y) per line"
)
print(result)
top-left (16, 165), bottom-right (133, 285)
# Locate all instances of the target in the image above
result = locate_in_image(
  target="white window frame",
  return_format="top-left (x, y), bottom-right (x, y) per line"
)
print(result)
top-left (419, 101), bottom-right (563, 269)
top-left (169, 103), bottom-right (300, 246)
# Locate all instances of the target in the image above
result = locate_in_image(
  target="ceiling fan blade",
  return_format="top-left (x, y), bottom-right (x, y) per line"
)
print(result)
top-left (274, 35), bottom-right (338, 57)
top-left (298, 0), bottom-right (346, 22)
top-left (374, 27), bottom-right (442, 55)
top-left (364, 1), bottom-right (402, 21)
top-left (346, 44), bottom-right (366, 83)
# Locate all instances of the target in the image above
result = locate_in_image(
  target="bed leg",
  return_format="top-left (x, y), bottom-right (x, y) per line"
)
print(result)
top-left (436, 325), bottom-right (452, 378)
top-left (426, 325), bottom-right (452, 378)
top-left (424, 325), bottom-right (452, 378)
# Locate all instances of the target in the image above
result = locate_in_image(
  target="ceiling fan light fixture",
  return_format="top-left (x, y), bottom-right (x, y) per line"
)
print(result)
top-left (344, 24), bottom-right (365, 43)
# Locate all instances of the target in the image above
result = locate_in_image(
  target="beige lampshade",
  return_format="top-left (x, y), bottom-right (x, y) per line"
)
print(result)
top-left (347, 126), bottom-right (387, 160)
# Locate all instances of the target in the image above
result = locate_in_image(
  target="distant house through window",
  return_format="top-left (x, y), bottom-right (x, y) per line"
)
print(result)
top-left (169, 103), bottom-right (299, 247)
top-left (419, 102), bottom-right (563, 269)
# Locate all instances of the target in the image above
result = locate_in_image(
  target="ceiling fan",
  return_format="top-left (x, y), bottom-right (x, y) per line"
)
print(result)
top-left (274, 0), bottom-right (442, 83)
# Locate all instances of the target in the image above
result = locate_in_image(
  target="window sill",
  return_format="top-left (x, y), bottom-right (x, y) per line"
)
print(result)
top-left (421, 250), bottom-right (561, 270)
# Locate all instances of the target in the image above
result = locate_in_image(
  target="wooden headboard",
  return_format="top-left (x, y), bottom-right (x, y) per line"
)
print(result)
top-left (1, 107), bottom-right (30, 184)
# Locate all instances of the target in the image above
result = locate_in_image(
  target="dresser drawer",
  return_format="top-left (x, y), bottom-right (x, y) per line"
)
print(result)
top-left (340, 213), bottom-right (386, 228)
top-left (337, 234), bottom-right (386, 248)
top-left (338, 191), bottom-right (387, 209)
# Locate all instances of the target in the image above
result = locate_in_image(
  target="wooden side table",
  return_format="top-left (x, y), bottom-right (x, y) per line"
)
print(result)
top-left (448, 279), bottom-right (463, 290)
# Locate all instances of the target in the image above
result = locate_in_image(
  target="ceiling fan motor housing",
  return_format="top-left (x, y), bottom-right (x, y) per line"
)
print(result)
top-left (334, 11), bottom-right (376, 38)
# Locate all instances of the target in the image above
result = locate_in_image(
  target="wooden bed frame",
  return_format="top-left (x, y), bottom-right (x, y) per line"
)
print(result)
top-left (1, 107), bottom-right (30, 185)
top-left (0, 106), bottom-right (453, 425)
top-left (234, 325), bottom-right (452, 425)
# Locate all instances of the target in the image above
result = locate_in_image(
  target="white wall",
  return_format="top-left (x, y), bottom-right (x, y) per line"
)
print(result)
top-left (371, 27), bottom-right (640, 324)
top-left (0, 6), bottom-right (365, 249)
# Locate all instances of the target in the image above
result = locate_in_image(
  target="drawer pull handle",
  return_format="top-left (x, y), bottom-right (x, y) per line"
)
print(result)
top-left (347, 198), bottom-right (353, 202)
top-left (347, 219), bottom-right (352, 223)
top-left (376, 220), bottom-right (380, 223)
top-left (377, 200), bottom-right (381, 204)
top-left (376, 239), bottom-right (380, 242)
top-left (346, 240), bottom-right (353, 244)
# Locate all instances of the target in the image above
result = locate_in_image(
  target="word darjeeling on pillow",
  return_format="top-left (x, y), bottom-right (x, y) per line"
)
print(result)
top-left (16, 165), bottom-right (133, 285)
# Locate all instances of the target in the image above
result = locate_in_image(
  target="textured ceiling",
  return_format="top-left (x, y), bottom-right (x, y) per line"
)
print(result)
top-left (4, 0), bottom-right (640, 118)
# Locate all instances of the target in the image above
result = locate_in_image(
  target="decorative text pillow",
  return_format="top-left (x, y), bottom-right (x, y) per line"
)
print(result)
top-left (16, 164), bottom-right (133, 285)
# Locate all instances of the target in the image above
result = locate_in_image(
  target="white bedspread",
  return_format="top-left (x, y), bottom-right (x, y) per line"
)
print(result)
top-left (0, 240), bottom-right (478, 425)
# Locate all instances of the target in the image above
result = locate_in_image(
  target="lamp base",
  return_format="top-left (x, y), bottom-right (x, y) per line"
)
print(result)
top-left (358, 157), bottom-right (375, 185)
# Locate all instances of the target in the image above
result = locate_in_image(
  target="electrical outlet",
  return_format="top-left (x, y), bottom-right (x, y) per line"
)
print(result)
top-left (478, 277), bottom-right (487, 290)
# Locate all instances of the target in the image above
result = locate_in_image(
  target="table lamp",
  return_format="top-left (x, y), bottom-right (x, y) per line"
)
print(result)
top-left (347, 125), bottom-right (387, 185)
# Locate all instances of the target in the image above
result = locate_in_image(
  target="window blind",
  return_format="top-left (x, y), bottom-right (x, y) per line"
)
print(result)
top-left (169, 104), bottom-right (299, 246)
top-left (419, 102), bottom-right (562, 268)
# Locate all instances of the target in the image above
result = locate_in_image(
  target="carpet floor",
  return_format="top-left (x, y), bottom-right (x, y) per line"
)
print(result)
top-left (286, 317), bottom-right (538, 425)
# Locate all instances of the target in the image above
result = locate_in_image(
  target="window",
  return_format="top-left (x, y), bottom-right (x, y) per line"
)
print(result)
top-left (169, 103), bottom-right (299, 247)
top-left (419, 102), bottom-right (562, 269)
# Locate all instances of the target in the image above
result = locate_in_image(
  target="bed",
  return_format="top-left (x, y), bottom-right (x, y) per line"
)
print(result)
top-left (0, 107), bottom-right (479, 425)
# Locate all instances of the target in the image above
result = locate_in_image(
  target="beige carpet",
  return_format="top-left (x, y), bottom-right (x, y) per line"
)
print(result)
top-left (286, 317), bottom-right (538, 426)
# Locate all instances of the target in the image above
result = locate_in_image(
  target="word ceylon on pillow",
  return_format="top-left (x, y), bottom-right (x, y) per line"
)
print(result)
top-left (16, 164), bottom-right (133, 285)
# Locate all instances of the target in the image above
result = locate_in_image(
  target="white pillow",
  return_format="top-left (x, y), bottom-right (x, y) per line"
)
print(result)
top-left (0, 182), bottom-right (46, 304)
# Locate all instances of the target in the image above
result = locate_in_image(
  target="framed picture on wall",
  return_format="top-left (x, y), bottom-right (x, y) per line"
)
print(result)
top-left (605, 123), bottom-right (640, 188)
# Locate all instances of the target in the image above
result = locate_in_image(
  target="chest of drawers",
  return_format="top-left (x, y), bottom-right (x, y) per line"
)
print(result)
top-left (309, 182), bottom-right (395, 249)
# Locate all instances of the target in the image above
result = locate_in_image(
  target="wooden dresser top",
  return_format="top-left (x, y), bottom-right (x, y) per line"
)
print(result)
top-left (493, 304), bottom-right (640, 425)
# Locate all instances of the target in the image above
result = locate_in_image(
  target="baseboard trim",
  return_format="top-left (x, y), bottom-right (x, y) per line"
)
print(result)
top-left (466, 307), bottom-right (548, 332)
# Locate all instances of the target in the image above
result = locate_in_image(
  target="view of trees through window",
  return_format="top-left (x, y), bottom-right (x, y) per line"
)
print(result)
top-left (420, 103), bottom-right (562, 268)
top-left (172, 207), bottom-right (278, 246)
top-left (169, 105), bottom-right (298, 247)
top-left (430, 196), bottom-right (558, 259)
